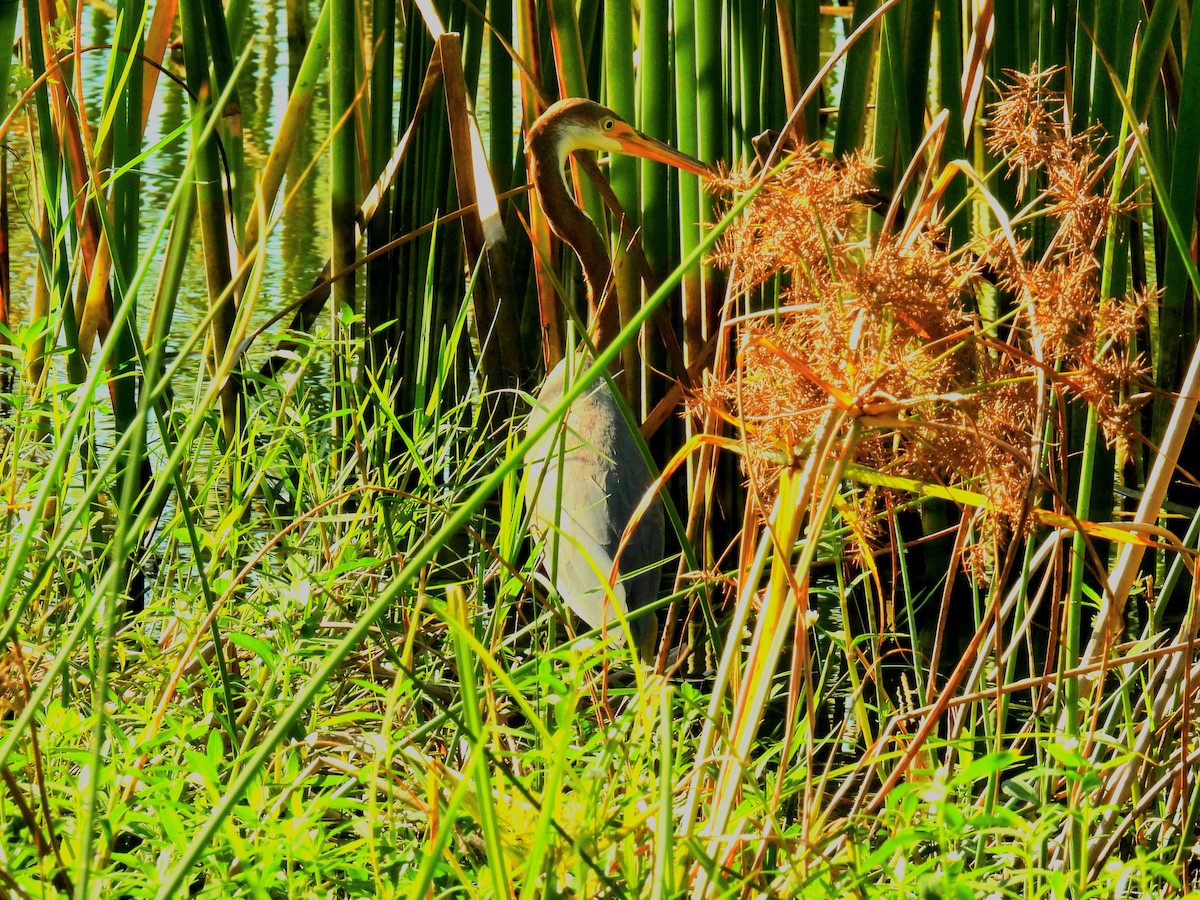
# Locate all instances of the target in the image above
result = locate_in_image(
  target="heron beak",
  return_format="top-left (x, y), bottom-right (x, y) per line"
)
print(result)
top-left (612, 127), bottom-right (710, 176)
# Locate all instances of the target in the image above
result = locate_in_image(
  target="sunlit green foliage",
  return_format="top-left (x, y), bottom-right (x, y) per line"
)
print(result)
top-left (2, 0), bottom-right (1199, 897)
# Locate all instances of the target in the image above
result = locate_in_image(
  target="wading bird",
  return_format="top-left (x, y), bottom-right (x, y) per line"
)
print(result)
top-left (523, 98), bottom-right (708, 659)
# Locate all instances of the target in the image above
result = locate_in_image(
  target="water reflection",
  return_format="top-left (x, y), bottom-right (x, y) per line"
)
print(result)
top-left (7, 1), bottom-right (330, 378)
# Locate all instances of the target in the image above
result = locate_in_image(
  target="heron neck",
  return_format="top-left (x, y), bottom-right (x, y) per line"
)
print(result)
top-left (530, 145), bottom-right (621, 348)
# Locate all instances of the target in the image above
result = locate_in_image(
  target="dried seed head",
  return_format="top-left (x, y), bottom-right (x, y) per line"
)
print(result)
top-left (701, 71), bottom-right (1145, 575)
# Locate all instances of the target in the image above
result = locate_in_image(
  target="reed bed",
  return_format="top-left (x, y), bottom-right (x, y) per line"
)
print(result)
top-left (1, 1), bottom-right (1199, 896)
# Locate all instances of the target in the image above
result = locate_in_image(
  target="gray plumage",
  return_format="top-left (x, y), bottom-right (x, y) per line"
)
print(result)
top-left (525, 354), bottom-right (664, 653)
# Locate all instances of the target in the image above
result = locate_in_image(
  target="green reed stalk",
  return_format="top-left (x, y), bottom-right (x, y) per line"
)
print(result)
top-left (548, 0), bottom-right (604, 240)
top-left (366, 0), bottom-right (396, 375)
top-left (1086, 0), bottom-right (1137, 155)
top-left (0, 2), bottom-right (14, 132)
top-left (1131, 0), bottom-right (1176, 121)
top-left (1062, 109), bottom-right (1133, 857)
top-left (488, 0), bottom-right (513, 194)
top-left (936, 0), bottom-right (968, 244)
top-left (872, 3), bottom-right (915, 196)
top-left (329, 0), bottom-right (358, 453)
top-left (21, 0), bottom-right (81, 387)
top-left (636, 0), bottom-right (670, 280)
top-left (179, 0), bottom-right (242, 441)
top-left (992, 0), bottom-right (1031, 87)
top-left (108, 1), bottom-right (146, 289)
top-left (1155, 3), bottom-right (1200, 441)
top-left (99, 1), bottom-right (157, 513)
top-left (793, 0), bottom-right (819, 140)
top-left (672, 0), bottom-right (702, 366)
top-left (636, 0), bottom-right (673, 419)
top-left (694, 0), bottom-right (722, 321)
top-left (197, 0), bottom-right (245, 227)
top-left (729, 2), bottom-right (755, 160)
top-left (603, 0), bottom-right (640, 398)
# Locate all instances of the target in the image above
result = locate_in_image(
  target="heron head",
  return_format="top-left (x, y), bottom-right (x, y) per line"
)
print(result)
top-left (530, 98), bottom-right (709, 176)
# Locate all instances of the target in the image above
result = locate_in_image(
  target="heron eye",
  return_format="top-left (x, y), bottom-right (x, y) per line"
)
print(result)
top-left (603, 119), bottom-right (615, 131)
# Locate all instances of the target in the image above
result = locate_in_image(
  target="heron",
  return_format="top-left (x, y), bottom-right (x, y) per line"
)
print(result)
top-left (523, 98), bottom-right (708, 659)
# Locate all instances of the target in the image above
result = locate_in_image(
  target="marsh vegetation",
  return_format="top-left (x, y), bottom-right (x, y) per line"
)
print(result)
top-left (2, 1), bottom-right (1200, 896)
